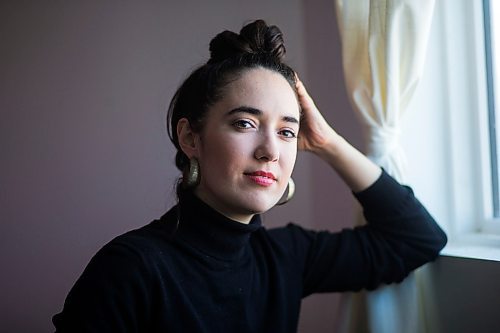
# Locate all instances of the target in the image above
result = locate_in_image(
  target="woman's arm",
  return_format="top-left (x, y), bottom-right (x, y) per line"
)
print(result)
top-left (296, 170), bottom-right (448, 294)
top-left (295, 76), bottom-right (381, 192)
top-left (290, 75), bottom-right (447, 294)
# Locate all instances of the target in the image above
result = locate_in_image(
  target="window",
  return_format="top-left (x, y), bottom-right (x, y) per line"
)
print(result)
top-left (485, 0), bottom-right (500, 218)
top-left (481, 0), bottom-right (500, 234)
top-left (401, 0), bottom-right (500, 260)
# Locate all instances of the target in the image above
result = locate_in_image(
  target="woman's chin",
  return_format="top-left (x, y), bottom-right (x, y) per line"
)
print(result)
top-left (244, 198), bottom-right (282, 215)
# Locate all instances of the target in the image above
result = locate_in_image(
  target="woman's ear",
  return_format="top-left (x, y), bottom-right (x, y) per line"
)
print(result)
top-left (177, 118), bottom-right (199, 158)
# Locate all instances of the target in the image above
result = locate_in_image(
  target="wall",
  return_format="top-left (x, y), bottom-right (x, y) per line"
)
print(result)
top-left (0, 1), bottom-right (358, 332)
top-left (424, 256), bottom-right (500, 333)
top-left (297, 0), bottom-right (365, 331)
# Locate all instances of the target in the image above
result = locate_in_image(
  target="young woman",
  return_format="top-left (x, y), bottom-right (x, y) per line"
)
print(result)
top-left (53, 20), bottom-right (447, 332)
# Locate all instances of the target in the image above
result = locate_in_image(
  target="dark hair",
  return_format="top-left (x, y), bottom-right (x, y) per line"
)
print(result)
top-left (167, 19), bottom-right (297, 193)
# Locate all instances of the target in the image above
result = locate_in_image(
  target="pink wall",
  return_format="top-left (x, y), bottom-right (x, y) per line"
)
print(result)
top-left (295, 0), bottom-right (365, 331)
top-left (0, 1), bottom-right (362, 332)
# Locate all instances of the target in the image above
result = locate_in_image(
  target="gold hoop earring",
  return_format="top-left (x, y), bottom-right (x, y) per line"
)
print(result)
top-left (183, 158), bottom-right (200, 189)
top-left (277, 178), bottom-right (295, 205)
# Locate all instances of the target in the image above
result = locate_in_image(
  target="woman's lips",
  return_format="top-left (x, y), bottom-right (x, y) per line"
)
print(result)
top-left (245, 171), bottom-right (277, 187)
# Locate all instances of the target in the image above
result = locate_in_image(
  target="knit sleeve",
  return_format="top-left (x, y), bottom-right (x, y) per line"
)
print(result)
top-left (297, 170), bottom-right (447, 296)
top-left (52, 239), bottom-right (153, 332)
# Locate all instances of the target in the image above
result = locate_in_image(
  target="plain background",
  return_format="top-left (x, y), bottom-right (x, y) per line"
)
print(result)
top-left (1, 1), bottom-right (363, 331)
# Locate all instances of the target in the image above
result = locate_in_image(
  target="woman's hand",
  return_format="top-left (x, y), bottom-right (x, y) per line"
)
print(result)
top-left (295, 76), bottom-right (340, 154)
top-left (295, 74), bottom-right (382, 192)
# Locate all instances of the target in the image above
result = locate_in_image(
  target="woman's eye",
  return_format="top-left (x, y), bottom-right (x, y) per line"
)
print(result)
top-left (279, 129), bottom-right (297, 138)
top-left (233, 120), bottom-right (255, 129)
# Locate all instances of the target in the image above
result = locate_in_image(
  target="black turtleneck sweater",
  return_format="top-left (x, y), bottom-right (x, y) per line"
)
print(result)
top-left (52, 171), bottom-right (447, 332)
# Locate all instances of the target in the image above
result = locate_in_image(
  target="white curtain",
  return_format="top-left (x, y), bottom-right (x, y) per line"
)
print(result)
top-left (334, 0), bottom-right (436, 332)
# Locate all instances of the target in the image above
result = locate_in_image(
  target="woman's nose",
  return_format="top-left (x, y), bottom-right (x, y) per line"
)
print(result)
top-left (254, 132), bottom-right (279, 162)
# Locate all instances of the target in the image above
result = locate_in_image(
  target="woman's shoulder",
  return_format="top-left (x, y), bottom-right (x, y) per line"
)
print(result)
top-left (255, 223), bottom-right (320, 259)
top-left (94, 208), bottom-right (179, 267)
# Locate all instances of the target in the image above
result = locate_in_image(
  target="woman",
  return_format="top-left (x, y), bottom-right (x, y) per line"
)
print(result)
top-left (53, 20), bottom-right (447, 332)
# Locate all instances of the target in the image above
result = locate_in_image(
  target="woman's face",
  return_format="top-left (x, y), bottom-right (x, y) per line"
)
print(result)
top-left (192, 68), bottom-right (300, 223)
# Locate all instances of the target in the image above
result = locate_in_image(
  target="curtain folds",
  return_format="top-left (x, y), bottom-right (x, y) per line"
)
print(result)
top-left (334, 0), bottom-right (436, 332)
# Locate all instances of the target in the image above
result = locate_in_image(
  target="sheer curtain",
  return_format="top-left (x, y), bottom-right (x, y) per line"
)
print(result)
top-left (334, 0), bottom-right (436, 332)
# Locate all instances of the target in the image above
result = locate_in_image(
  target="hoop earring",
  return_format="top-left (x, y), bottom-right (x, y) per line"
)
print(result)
top-left (276, 178), bottom-right (295, 205)
top-left (183, 158), bottom-right (200, 189)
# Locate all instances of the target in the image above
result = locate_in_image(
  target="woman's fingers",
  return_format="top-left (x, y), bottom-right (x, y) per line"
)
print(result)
top-left (294, 75), bottom-right (331, 151)
top-left (295, 75), bottom-right (317, 113)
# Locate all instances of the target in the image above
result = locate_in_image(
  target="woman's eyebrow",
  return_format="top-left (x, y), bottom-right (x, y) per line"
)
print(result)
top-left (283, 116), bottom-right (299, 124)
top-left (227, 106), bottom-right (262, 117)
top-left (227, 106), bottom-right (299, 124)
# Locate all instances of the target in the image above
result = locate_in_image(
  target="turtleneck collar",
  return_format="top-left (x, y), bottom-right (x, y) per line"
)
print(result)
top-left (168, 191), bottom-right (262, 261)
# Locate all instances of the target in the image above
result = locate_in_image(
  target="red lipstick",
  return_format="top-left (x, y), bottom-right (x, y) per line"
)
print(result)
top-left (245, 170), bottom-right (277, 187)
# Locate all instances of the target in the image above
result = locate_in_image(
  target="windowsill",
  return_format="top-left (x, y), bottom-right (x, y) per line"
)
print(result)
top-left (441, 234), bottom-right (500, 262)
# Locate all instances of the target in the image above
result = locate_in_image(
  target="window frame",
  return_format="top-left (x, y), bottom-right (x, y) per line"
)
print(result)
top-left (404, 0), bottom-right (500, 261)
top-left (483, 0), bottom-right (500, 219)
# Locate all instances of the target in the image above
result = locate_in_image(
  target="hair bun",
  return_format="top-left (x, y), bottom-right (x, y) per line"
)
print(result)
top-left (208, 20), bottom-right (286, 63)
